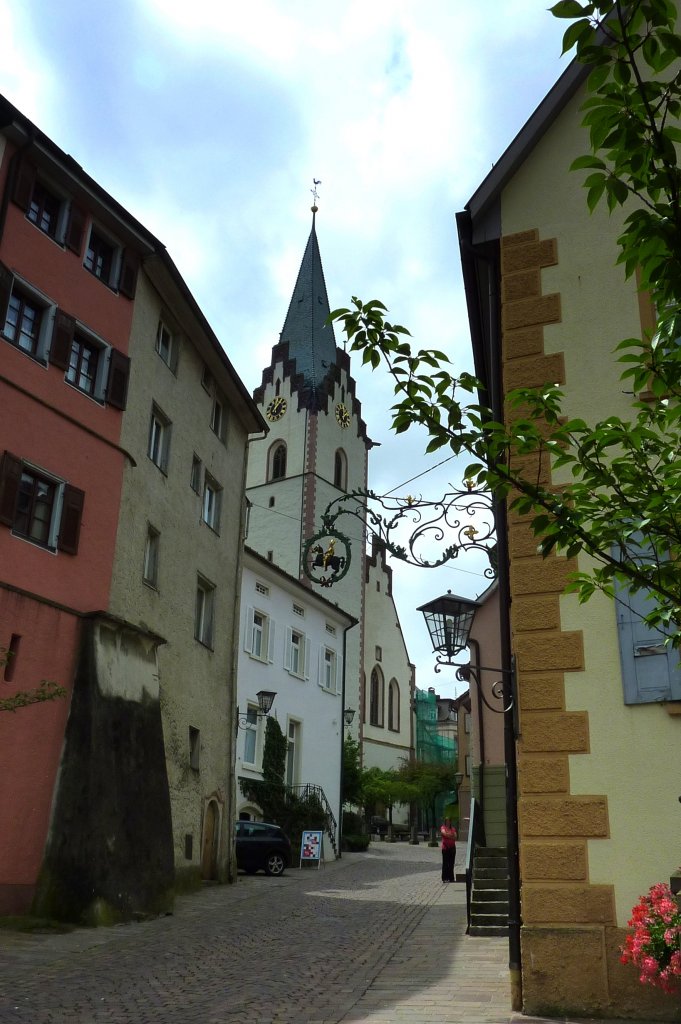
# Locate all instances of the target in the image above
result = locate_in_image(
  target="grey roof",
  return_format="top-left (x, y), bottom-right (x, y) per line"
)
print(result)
top-left (279, 211), bottom-right (338, 392)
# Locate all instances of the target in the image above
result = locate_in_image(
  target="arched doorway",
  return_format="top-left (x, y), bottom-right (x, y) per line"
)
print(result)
top-left (201, 799), bottom-right (220, 880)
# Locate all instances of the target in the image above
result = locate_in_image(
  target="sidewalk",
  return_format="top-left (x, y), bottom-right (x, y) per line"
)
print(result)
top-left (341, 850), bottom-right (634, 1024)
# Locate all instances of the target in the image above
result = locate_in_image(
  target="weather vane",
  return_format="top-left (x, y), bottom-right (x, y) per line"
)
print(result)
top-left (311, 178), bottom-right (322, 206)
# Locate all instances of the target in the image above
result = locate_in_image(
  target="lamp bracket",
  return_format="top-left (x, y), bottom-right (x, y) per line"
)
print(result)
top-left (434, 657), bottom-right (514, 715)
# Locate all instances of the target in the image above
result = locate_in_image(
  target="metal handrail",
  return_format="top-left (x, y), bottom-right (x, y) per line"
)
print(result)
top-left (287, 783), bottom-right (338, 854)
top-left (465, 796), bottom-right (486, 932)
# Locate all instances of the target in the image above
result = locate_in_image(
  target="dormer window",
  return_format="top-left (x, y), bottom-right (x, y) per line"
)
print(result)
top-left (84, 227), bottom-right (116, 285)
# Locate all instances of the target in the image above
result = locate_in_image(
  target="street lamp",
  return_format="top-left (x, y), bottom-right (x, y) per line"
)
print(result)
top-left (417, 591), bottom-right (514, 715)
top-left (343, 707), bottom-right (356, 727)
top-left (236, 689), bottom-right (277, 729)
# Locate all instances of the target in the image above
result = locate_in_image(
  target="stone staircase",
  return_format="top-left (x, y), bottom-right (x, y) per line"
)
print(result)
top-left (468, 846), bottom-right (509, 936)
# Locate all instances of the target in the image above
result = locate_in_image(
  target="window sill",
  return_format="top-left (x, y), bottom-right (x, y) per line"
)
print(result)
top-left (142, 579), bottom-right (159, 592)
top-left (194, 637), bottom-right (214, 651)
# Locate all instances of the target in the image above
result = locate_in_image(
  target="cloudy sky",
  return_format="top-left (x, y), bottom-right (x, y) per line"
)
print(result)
top-left (1, 1), bottom-right (572, 698)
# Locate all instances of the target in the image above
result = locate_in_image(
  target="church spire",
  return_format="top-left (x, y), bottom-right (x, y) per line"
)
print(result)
top-left (279, 205), bottom-right (337, 397)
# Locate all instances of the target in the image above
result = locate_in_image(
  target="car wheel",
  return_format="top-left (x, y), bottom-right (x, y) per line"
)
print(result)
top-left (265, 851), bottom-right (286, 876)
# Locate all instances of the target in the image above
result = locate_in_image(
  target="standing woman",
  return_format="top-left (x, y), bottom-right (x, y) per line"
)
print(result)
top-left (440, 817), bottom-right (457, 882)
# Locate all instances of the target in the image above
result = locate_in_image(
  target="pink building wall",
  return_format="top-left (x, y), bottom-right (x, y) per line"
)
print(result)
top-left (0, 137), bottom-right (136, 911)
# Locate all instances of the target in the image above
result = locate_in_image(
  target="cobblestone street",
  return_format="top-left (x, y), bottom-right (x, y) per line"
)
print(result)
top-left (0, 842), bottom-right (521, 1024)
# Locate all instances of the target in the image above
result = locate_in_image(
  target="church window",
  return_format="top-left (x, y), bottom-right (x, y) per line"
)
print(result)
top-left (369, 667), bottom-right (384, 727)
top-left (388, 679), bottom-right (400, 732)
top-left (334, 449), bottom-right (347, 490)
top-left (269, 442), bottom-right (287, 481)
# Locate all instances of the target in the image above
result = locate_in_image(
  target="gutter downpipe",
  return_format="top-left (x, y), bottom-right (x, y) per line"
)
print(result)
top-left (486, 245), bottom-right (522, 1013)
top-left (337, 620), bottom-right (357, 858)
top-left (456, 209), bottom-right (522, 1011)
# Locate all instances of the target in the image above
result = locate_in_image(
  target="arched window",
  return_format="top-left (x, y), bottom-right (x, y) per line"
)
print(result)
top-left (388, 679), bottom-right (400, 732)
top-left (370, 667), bottom-right (384, 727)
top-left (334, 448), bottom-right (347, 490)
top-left (269, 442), bottom-right (287, 481)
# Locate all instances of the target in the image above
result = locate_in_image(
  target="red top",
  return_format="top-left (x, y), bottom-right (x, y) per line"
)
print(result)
top-left (440, 824), bottom-right (457, 850)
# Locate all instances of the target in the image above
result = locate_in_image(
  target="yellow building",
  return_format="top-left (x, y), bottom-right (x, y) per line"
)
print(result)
top-left (458, 53), bottom-right (681, 1021)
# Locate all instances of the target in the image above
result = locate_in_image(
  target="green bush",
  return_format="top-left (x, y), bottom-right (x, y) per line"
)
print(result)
top-left (342, 834), bottom-right (370, 852)
top-left (343, 810), bottom-right (363, 835)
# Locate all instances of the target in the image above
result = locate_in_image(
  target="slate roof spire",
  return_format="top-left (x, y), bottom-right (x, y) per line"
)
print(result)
top-left (280, 204), bottom-right (338, 395)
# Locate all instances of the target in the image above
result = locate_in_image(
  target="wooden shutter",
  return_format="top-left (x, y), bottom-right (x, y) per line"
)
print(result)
top-left (12, 161), bottom-right (35, 212)
top-left (0, 451), bottom-right (22, 527)
top-left (267, 619), bottom-right (275, 664)
top-left (65, 205), bottom-right (86, 255)
top-left (106, 348), bottom-right (130, 410)
top-left (614, 577), bottom-right (681, 703)
top-left (57, 484), bottom-right (85, 555)
top-left (118, 250), bottom-right (139, 299)
top-left (0, 261), bottom-right (13, 327)
top-left (244, 607), bottom-right (254, 653)
top-left (50, 310), bottom-right (75, 369)
top-left (284, 626), bottom-right (292, 671)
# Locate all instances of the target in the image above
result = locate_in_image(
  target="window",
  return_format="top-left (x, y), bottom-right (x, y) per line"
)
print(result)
top-left (148, 405), bottom-right (172, 472)
top-left (202, 474), bottom-right (222, 532)
top-left (286, 720), bottom-right (299, 787)
top-left (189, 727), bottom-right (200, 771)
top-left (49, 310), bottom-right (130, 409)
top-left (201, 366), bottom-right (214, 393)
top-left (84, 226), bottom-right (116, 286)
top-left (285, 628), bottom-right (308, 678)
top-left (465, 754), bottom-right (471, 777)
top-left (464, 712), bottom-right (471, 734)
top-left (27, 180), bottom-right (61, 238)
top-left (156, 320), bottom-right (178, 372)
top-left (320, 647), bottom-right (340, 692)
top-left (12, 165), bottom-right (69, 243)
top-left (195, 576), bottom-right (215, 647)
top-left (243, 706), bottom-right (258, 765)
top-left (0, 266), bottom-right (53, 364)
top-left (211, 393), bottom-right (227, 442)
top-left (370, 668), bottom-right (384, 727)
top-left (255, 581), bottom-right (269, 597)
top-left (388, 679), bottom-right (400, 731)
top-left (334, 449), bottom-right (347, 490)
top-left (14, 467), bottom-right (56, 547)
top-left (326, 623), bottom-right (336, 636)
top-left (270, 443), bottom-right (287, 481)
top-left (190, 455), bottom-right (202, 493)
top-left (3, 634), bottom-right (20, 682)
top-left (143, 525), bottom-right (160, 587)
top-left (66, 333), bottom-right (100, 396)
top-left (4, 290), bottom-right (42, 356)
top-left (245, 607), bottom-right (274, 662)
top-left (293, 604), bottom-right (304, 618)
top-left (375, 645), bottom-right (382, 662)
top-left (0, 451), bottom-right (84, 554)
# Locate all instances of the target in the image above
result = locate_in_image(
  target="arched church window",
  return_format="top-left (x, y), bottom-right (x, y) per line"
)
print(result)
top-left (388, 679), bottom-right (400, 732)
top-left (334, 449), bottom-right (347, 490)
top-left (269, 442), bottom-right (287, 481)
top-left (370, 667), bottom-right (384, 727)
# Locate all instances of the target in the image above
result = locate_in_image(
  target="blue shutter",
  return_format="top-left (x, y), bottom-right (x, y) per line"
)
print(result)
top-left (614, 578), bottom-right (681, 704)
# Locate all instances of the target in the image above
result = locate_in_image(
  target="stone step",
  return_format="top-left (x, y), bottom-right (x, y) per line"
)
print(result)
top-left (472, 888), bottom-right (509, 903)
top-left (471, 900), bottom-right (509, 916)
top-left (478, 847), bottom-right (507, 857)
top-left (471, 912), bottom-right (509, 927)
top-left (475, 855), bottom-right (508, 869)
top-left (472, 876), bottom-right (510, 890)
top-left (473, 865), bottom-right (509, 880)
top-left (469, 924), bottom-right (510, 937)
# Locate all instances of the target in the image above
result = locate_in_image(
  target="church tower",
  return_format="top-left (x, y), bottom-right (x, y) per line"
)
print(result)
top-left (245, 207), bottom-right (372, 726)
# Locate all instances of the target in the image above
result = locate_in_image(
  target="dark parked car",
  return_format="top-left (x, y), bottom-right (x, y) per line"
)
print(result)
top-left (235, 821), bottom-right (292, 876)
top-left (370, 815), bottom-right (389, 836)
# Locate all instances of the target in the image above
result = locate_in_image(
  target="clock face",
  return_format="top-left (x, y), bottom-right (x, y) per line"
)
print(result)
top-left (266, 396), bottom-right (287, 422)
top-left (335, 403), bottom-right (350, 429)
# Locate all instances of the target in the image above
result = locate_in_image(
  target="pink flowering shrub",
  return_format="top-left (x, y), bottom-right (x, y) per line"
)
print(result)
top-left (621, 882), bottom-right (681, 995)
